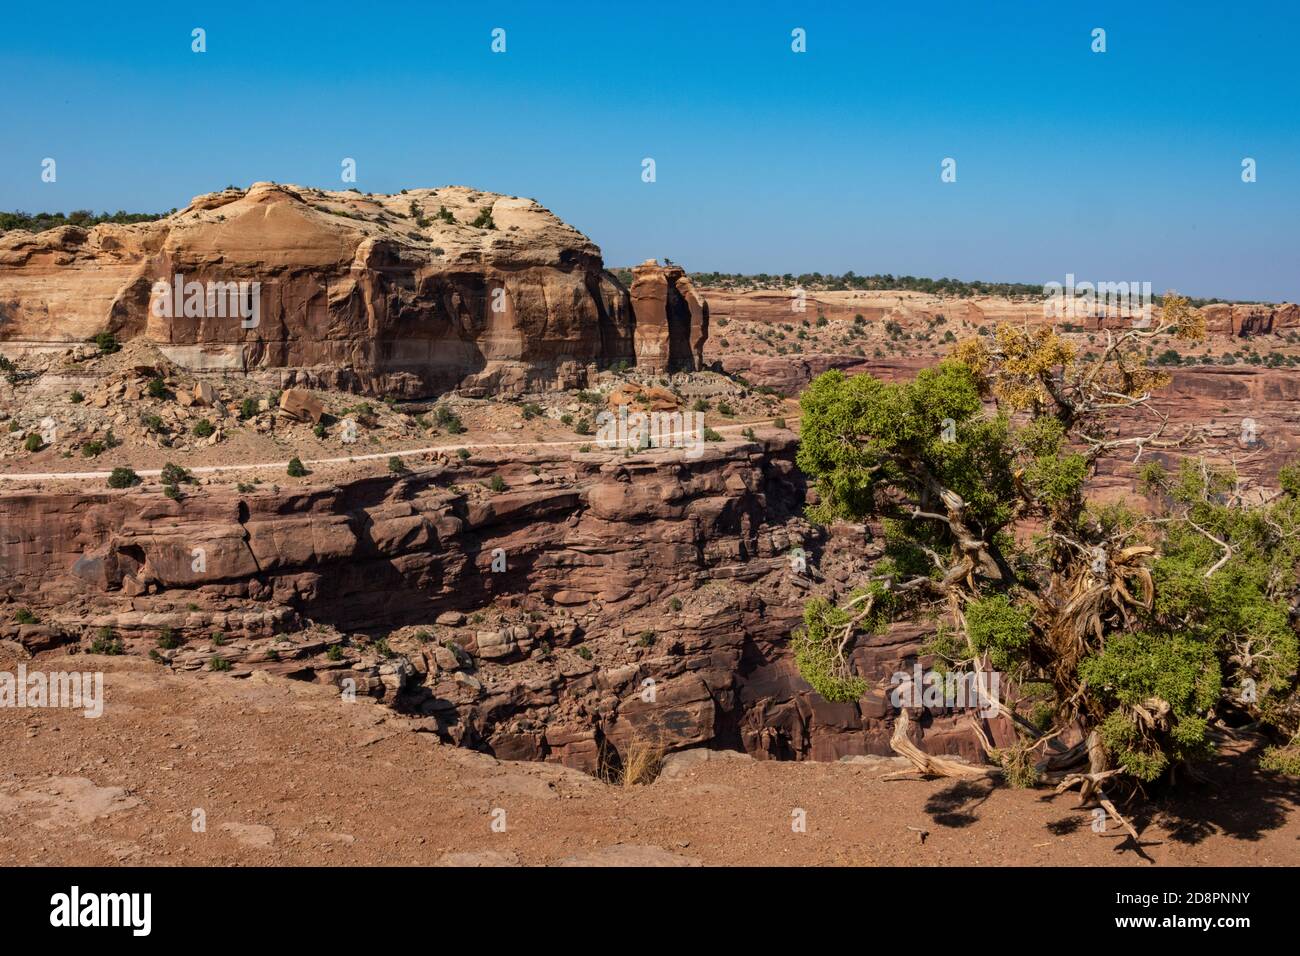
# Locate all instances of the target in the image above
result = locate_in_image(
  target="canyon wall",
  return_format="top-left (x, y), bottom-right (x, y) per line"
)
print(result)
top-left (0, 436), bottom-right (1003, 769)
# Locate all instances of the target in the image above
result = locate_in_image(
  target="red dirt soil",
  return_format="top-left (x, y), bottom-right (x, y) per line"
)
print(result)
top-left (2, 650), bottom-right (1295, 867)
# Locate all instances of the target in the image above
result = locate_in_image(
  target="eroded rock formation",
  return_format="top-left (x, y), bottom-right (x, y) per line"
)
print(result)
top-left (0, 183), bottom-right (648, 397)
top-left (629, 259), bottom-right (709, 372)
top-left (0, 436), bottom-right (1000, 769)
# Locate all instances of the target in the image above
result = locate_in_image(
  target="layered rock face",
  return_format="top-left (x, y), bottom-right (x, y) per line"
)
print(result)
top-left (629, 259), bottom-right (709, 372)
top-left (0, 437), bottom-right (1000, 769)
top-left (0, 183), bottom-right (643, 397)
top-left (1199, 302), bottom-right (1300, 337)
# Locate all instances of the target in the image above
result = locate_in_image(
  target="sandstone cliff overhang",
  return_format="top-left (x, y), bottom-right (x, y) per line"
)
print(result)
top-left (0, 182), bottom-right (664, 397)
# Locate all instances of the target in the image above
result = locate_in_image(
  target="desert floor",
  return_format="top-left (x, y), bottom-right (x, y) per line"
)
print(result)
top-left (2, 649), bottom-right (1295, 867)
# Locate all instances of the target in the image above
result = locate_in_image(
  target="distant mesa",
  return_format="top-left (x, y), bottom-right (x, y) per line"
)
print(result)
top-left (0, 183), bottom-right (708, 397)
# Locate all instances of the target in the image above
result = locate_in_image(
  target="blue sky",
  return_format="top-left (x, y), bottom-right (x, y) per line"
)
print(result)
top-left (2, 1), bottom-right (1297, 300)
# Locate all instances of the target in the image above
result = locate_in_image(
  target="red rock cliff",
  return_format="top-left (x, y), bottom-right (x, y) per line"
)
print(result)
top-left (0, 183), bottom-right (641, 397)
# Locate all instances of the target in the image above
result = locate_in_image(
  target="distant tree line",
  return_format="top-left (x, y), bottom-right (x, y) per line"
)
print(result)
top-left (0, 209), bottom-right (172, 233)
top-left (679, 270), bottom-right (1253, 307)
top-left (688, 270), bottom-right (1046, 298)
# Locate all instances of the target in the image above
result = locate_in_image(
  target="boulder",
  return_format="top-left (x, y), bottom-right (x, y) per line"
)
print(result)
top-left (278, 388), bottom-right (325, 424)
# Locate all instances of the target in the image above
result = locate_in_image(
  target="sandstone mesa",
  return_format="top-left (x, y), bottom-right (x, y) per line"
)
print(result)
top-left (0, 182), bottom-right (709, 397)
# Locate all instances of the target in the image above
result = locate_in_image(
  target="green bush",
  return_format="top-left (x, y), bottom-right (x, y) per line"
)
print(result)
top-left (287, 457), bottom-right (307, 477)
top-left (93, 331), bottom-right (121, 354)
top-left (107, 467), bottom-right (141, 489)
top-left (160, 462), bottom-right (192, 485)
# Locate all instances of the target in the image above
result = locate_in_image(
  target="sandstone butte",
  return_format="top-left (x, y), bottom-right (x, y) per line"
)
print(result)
top-left (0, 182), bottom-right (709, 396)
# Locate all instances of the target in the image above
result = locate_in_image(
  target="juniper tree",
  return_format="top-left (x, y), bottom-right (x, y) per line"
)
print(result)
top-left (792, 295), bottom-right (1300, 819)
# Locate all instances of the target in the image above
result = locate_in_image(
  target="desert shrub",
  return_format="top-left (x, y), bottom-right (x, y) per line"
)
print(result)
top-left (160, 462), bottom-right (192, 485)
top-left (107, 467), bottom-right (140, 489)
top-left (93, 331), bottom-right (121, 354)
top-left (193, 419), bottom-right (215, 437)
top-left (286, 457), bottom-right (307, 477)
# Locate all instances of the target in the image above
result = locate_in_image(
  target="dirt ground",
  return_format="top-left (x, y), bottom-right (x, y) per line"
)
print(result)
top-left (1, 649), bottom-right (1295, 867)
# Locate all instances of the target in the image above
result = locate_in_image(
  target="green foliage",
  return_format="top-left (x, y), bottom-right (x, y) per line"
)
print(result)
top-left (434, 405), bottom-right (465, 433)
top-left (1080, 632), bottom-right (1220, 781)
top-left (388, 456), bottom-right (409, 474)
top-left (794, 589), bottom-right (896, 702)
top-left (192, 419), bottom-right (215, 438)
top-left (107, 467), bottom-right (140, 489)
top-left (239, 397), bottom-right (259, 420)
top-left (797, 363), bottom-right (1012, 531)
top-left (1, 209), bottom-right (165, 233)
top-left (92, 331), bottom-right (121, 354)
top-left (1260, 745), bottom-right (1300, 776)
top-left (287, 457), bottom-right (307, 477)
top-left (1148, 460), bottom-right (1300, 702)
top-left (1015, 417), bottom-right (1086, 514)
top-left (23, 433), bottom-right (43, 452)
top-left (146, 376), bottom-right (167, 399)
top-left (160, 462), bottom-right (192, 485)
top-left (965, 594), bottom-right (1032, 671)
top-left (14, 608), bottom-right (37, 625)
top-left (88, 628), bottom-right (124, 655)
top-left (487, 474), bottom-right (507, 493)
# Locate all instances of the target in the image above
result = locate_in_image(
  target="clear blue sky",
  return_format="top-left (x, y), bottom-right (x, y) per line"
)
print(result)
top-left (3, 1), bottom-right (1297, 301)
